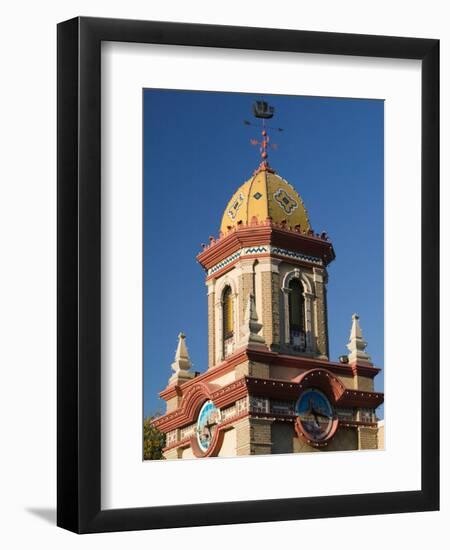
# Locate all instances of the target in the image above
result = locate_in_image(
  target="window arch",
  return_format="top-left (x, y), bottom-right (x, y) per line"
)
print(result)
top-left (222, 286), bottom-right (234, 357)
top-left (288, 278), bottom-right (306, 350)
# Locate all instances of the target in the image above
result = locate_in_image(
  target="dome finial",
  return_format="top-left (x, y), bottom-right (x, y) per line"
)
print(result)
top-left (244, 100), bottom-right (283, 173)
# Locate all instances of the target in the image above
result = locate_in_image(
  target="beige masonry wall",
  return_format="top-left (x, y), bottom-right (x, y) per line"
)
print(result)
top-left (235, 359), bottom-right (270, 379)
top-left (218, 427), bottom-right (237, 457)
top-left (163, 421), bottom-right (381, 460)
top-left (258, 259), bottom-right (281, 349)
top-left (271, 270), bottom-right (281, 346)
top-left (272, 421), bottom-right (294, 454)
top-left (235, 417), bottom-right (251, 456)
top-left (250, 418), bottom-right (273, 455)
top-left (293, 426), bottom-right (358, 453)
top-left (211, 370), bottom-right (237, 387)
top-left (238, 263), bottom-right (254, 327)
top-left (261, 270), bottom-right (274, 346)
top-left (207, 255), bottom-right (331, 367)
top-left (377, 421), bottom-right (385, 450)
top-left (235, 415), bottom-right (273, 456)
top-left (353, 375), bottom-right (375, 392)
top-left (358, 426), bottom-right (379, 450)
top-left (164, 446), bottom-right (182, 460)
top-left (181, 446), bottom-right (195, 459)
top-left (166, 395), bottom-right (182, 413)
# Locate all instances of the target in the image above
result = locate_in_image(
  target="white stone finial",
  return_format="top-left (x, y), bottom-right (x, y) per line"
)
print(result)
top-left (169, 332), bottom-right (195, 385)
top-left (346, 313), bottom-right (372, 365)
top-left (239, 293), bottom-right (265, 346)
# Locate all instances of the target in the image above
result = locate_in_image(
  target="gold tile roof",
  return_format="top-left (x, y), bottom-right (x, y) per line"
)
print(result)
top-left (220, 167), bottom-right (311, 235)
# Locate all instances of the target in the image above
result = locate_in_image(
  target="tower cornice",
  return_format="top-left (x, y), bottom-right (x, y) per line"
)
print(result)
top-left (197, 219), bottom-right (335, 272)
top-left (158, 345), bottom-right (381, 403)
top-left (154, 370), bottom-right (383, 433)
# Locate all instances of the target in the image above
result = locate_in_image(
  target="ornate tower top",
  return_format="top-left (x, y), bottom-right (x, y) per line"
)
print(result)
top-left (219, 170), bottom-right (311, 235)
top-left (220, 101), bottom-right (311, 235)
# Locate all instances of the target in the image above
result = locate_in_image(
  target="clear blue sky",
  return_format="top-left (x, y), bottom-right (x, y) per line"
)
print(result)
top-left (143, 89), bottom-right (384, 418)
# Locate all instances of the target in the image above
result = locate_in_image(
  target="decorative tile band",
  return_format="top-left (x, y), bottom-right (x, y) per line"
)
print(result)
top-left (243, 246), bottom-right (268, 254)
top-left (207, 246), bottom-right (322, 276)
top-left (208, 250), bottom-right (242, 275)
top-left (271, 247), bottom-right (323, 265)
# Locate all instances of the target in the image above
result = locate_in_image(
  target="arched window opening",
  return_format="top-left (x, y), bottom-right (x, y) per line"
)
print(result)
top-left (222, 286), bottom-right (234, 357)
top-left (289, 279), bottom-right (306, 350)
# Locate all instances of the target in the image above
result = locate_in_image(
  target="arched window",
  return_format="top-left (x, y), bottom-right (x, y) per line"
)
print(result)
top-left (288, 279), bottom-right (305, 350)
top-left (222, 286), bottom-right (234, 357)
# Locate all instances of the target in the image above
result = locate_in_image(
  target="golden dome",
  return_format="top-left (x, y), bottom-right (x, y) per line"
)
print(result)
top-left (220, 167), bottom-right (311, 235)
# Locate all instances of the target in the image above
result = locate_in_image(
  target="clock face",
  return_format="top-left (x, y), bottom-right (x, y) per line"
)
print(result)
top-left (196, 400), bottom-right (221, 453)
top-left (296, 389), bottom-right (334, 442)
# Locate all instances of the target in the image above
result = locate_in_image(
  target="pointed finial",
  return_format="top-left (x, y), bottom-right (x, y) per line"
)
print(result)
top-left (168, 332), bottom-right (195, 385)
top-left (239, 293), bottom-right (265, 347)
top-left (346, 313), bottom-right (372, 365)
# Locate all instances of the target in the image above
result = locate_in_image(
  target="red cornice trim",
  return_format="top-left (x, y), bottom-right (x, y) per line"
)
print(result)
top-left (245, 348), bottom-right (381, 378)
top-left (159, 383), bottom-right (183, 401)
top-left (158, 354), bottom-right (244, 401)
top-left (293, 368), bottom-right (346, 404)
top-left (197, 223), bottom-right (335, 270)
top-left (212, 379), bottom-right (248, 408)
top-left (243, 375), bottom-right (384, 407)
top-left (349, 361), bottom-right (380, 377)
top-left (154, 370), bottom-right (384, 433)
top-left (338, 389), bottom-right (384, 409)
top-left (154, 378), bottom-right (248, 432)
top-left (250, 375), bottom-right (384, 409)
top-left (158, 347), bottom-right (381, 403)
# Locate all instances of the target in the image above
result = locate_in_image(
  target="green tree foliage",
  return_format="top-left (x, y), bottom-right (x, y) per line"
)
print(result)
top-left (143, 415), bottom-right (166, 460)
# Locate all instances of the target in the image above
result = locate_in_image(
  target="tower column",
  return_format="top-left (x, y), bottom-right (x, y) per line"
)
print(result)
top-left (313, 267), bottom-right (329, 359)
top-left (250, 418), bottom-right (273, 455)
top-left (237, 260), bottom-right (255, 335)
top-left (258, 258), bottom-right (281, 350)
top-left (357, 426), bottom-right (378, 450)
top-left (304, 290), bottom-right (314, 351)
top-left (235, 416), bottom-right (273, 455)
top-left (206, 280), bottom-right (215, 369)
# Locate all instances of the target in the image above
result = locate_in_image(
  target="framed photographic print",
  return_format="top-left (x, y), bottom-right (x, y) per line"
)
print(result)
top-left (57, 17), bottom-right (439, 533)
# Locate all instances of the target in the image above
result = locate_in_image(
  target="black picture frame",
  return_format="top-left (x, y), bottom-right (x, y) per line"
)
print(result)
top-left (57, 16), bottom-right (439, 533)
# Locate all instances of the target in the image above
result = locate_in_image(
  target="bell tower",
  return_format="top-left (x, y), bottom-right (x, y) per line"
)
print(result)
top-left (198, 104), bottom-right (334, 369)
top-left (200, 194), bottom-right (334, 368)
top-left (153, 101), bottom-right (383, 459)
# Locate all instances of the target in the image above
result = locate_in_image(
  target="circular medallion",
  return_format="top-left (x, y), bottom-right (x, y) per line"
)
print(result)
top-left (296, 388), bottom-right (335, 443)
top-left (196, 400), bottom-right (221, 453)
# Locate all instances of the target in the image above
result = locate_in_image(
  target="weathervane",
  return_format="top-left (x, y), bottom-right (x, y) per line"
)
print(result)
top-left (244, 100), bottom-right (283, 172)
